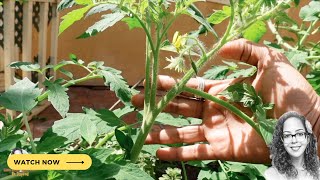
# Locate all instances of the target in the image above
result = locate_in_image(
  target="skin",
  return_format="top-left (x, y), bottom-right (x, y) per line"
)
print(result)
top-left (131, 39), bottom-right (320, 163)
top-left (283, 117), bottom-right (309, 168)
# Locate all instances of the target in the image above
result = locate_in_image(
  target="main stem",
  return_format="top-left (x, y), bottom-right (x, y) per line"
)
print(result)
top-left (23, 112), bottom-right (37, 153)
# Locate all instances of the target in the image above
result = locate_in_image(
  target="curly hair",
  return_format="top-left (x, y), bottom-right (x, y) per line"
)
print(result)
top-left (269, 111), bottom-right (319, 179)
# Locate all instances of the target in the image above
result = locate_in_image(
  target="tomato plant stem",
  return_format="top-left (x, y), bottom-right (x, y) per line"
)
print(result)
top-left (181, 161), bottom-right (188, 180)
top-left (23, 112), bottom-right (37, 153)
top-left (183, 86), bottom-right (262, 137)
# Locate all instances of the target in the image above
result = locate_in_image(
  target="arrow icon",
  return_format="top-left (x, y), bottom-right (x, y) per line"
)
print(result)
top-left (66, 161), bottom-right (84, 164)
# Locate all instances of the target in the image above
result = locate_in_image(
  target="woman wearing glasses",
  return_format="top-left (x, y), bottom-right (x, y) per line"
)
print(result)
top-left (264, 111), bottom-right (320, 180)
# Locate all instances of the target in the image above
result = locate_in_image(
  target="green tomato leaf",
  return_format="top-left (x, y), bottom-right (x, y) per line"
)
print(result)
top-left (0, 78), bottom-right (42, 112)
top-left (10, 62), bottom-right (41, 72)
top-left (0, 134), bottom-right (24, 152)
top-left (226, 65), bottom-right (257, 79)
top-left (97, 67), bottom-right (132, 105)
top-left (95, 109), bottom-right (121, 126)
top-left (115, 128), bottom-right (133, 152)
top-left (155, 112), bottom-right (201, 127)
top-left (185, 5), bottom-right (218, 38)
top-left (59, 68), bottom-right (74, 79)
top-left (113, 162), bottom-right (153, 180)
top-left (80, 117), bottom-right (97, 145)
top-left (299, 1), bottom-right (320, 21)
top-left (207, 6), bottom-right (231, 25)
top-left (44, 80), bottom-right (69, 118)
top-left (203, 66), bottom-right (229, 80)
top-left (77, 12), bottom-right (125, 38)
top-left (243, 21), bottom-right (267, 43)
top-left (85, 4), bottom-right (117, 18)
top-left (57, 0), bottom-right (76, 11)
top-left (122, 17), bottom-right (143, 30)
top-left (285, 50), bottom-right (309, 70)
top-left (52, 113), bottom-right (111, 143)
top-left (113, 106), bottom-right (135, 118)
top-left (59, 5), bottom-right (92, 35)
top-left (36, 135), bottom-right (68, 153)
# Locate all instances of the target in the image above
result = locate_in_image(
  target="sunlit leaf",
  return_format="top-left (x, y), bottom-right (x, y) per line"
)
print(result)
top-left (78, 12), bottom-right (125, 38)
top-left (299, 1), bottom-right (320, 21)
top-left (243, 21), bottom-right (266, 43)
top-left (0, 78), bottom-right (42, 112)
top-left (122, 17), bottom-right (143, 30)
top-left (44, 80), bottom-right (69, 117)
top-left (59, 5), bottom-right (92, 35)
top-left (207, 6), bottom-right (231, 25)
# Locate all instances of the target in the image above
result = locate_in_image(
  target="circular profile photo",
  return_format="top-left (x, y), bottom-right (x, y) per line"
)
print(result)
top-left (264, 111), bottom-right (320, 180)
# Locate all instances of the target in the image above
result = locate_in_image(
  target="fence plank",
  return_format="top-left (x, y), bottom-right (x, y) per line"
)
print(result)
top-left (3, 0), bottom-right (15, 90)
top-left (22, 1), bottom-right (33, 79)
top-left (38, 2), bottom-right (49, 86)
top-left (50, 3), bottom-right (59, 79)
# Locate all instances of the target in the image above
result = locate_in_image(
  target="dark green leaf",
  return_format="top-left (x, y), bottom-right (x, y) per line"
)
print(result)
top-left (0, 134), bottom-right (23, 152)
top-left (80, 117), bottom-right (97, 145)
top-left (185, 5), bottom-right (218, 38)
top-left (122, 17), bottom-right (143, 30)
top-left (203, 66), bottom-right (229, 80)
top-left (36, 135), bottom-right (67, 153)
top-left (299, 1), bottom-right (320, 21)
top-left (0, 78), bottom-right (42, 112)
top-left (95, 109), bottom-right (121, 126)
top-left (85, 109), bottom-right (122, 127)
top-left (191, 61), bottom-right (198, 75)
top-left (44, 80), bottom-right (69, 117)
top-left (115, 128), bottom-right (133, 152)
top-left (77, 12), bottom-right (125, 38)
top-left (307, 70), bottom-right (320, 95)
top-left (243, 21), bottom-right (267, 43)
top-left (98, 67), bottom-right (132, 105)
top-left (226, 65), bottom-right (257, 79)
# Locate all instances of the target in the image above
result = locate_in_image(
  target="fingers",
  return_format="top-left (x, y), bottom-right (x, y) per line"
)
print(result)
top-left (146, 125), bottom-right (206, 144)
top-left (218, 39), bottom-right (268, 66)
top-left (132, 93), bottom-right (203, 118)
top-left (156, 144), bottom-right (217, 161)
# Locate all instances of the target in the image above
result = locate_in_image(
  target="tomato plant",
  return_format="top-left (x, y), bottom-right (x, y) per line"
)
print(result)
top-left (0, 0), bottom-right (319, 179)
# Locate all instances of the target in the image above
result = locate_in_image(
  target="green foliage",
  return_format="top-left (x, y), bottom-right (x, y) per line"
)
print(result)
top-left (159, 167), bottom-right (182, 180)
top-left (299, 1), bottom-right (320, 21)
top-left (221, 83), bottom-right (276, 144)
top-left (0, 134), bottom-right (24, 152)
top-left (59, 5), bottom-right (93, 35)
top-left (0, 78), bottom-right (42, 112)
top-left (44, 80), bottom-right (70, 117)
top-left (3, 0), bottom-right (320, 179)
top-left (243, 21), bottom-right (267, 43)
top-left (203, 61), bottom-right (257, 80)
top-left (78, 12), bottom-right (126, 38)
top-left (207, 6), bottom-right (231, 24)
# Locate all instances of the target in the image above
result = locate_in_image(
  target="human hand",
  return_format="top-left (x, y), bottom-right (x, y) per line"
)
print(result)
top-left (131, 39), bottom-right (320, 163)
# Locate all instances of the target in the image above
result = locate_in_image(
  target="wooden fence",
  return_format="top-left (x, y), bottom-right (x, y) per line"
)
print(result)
top-left (0, 0), bottom-right (59, 117)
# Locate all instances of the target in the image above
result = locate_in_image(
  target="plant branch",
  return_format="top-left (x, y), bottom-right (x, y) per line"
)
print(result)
top-left (183, 86), bottom-right (261, 136)
top-left (299, 19), bottom-right (319, 48)
top-left (267, 20), bottom-right (294, 50)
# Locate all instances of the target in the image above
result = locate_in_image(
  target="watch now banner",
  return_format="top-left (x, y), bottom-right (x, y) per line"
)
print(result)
top-left (7, 154), bottom-right (92, 170)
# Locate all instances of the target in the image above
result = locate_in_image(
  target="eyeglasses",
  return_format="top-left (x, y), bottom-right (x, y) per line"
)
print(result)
top-left (282, 132), bottom-right (308, 143)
